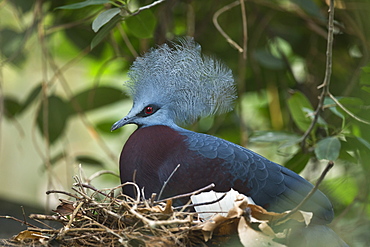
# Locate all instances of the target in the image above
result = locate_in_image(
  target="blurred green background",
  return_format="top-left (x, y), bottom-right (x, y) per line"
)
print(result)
top-left (1, 0), bottom-right (370, 245)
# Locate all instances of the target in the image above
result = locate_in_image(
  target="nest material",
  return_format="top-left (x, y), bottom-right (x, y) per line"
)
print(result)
top-left (1, 171), bottom-right (313, 247)
top-left (0, 174), bottom-right (227, 246)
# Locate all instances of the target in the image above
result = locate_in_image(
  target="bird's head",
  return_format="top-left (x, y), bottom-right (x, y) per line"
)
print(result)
top-left (111, 38), bottom-right (236, 131)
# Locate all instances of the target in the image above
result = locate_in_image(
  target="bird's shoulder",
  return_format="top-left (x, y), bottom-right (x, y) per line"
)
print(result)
top-left (177, 128), bottom-right (284, 196)
top-left (177, 128), bottom-right (265, 163)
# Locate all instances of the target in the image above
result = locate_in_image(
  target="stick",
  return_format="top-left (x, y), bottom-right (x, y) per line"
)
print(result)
top-left (273, 161), bottom-right (334, 225)
top-left (158, 164), bottom-right (181, 200)
top-left (86, 170), bottom-right (119, 184)
top-left (156, 183), bottom-right (215, 203)
top-left (301, 0), bottom-right (335, 149)
top-left (173, 192), bottom-right (227, 210)
top-left (131, 0), bottom-right (166, 16)
top-left (0, 215), bottom-right (39, 228)
top-left (213, 1), bottom-right (244, 52)
top-left (46, 190), bottom-right (80, 199)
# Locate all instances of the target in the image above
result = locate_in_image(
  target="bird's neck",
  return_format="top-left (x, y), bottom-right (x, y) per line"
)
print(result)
top-left (137, 122), bottom-right (187, 133)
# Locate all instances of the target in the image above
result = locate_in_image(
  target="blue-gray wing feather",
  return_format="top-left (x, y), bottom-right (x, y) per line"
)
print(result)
top-left (181, 130), bottom-right (333, 223)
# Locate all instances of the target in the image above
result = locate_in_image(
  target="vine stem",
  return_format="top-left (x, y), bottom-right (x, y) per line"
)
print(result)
top-left (300, 0), bottom-right (335, 149)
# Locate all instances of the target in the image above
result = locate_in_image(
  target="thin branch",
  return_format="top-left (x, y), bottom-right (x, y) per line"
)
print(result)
top-left (213, 1), bottom-right (244, 52)
top-left (131, 0), bottom-right (166, 16)
top-left (300, 0), bottom-right (335, 149)
top-left (0, 2), bottom-right (37, 67)
top-left (238, 0), bottom-right (249, 146)
top-left (129, 207), bottom-right (192, 228)
top-left (46, 13), bottom-right (97, 34)
top-left (328, 92), bottom-right (370, 125)
top-left (86, 170), bottom-right (119, 184)
top-left (157, 183), bottom-right (215, 203)
top-left (43, 48), bottom-right (118, 162)
top-left (158, 164), bottom-right (181, 200)
top-left (82, 216), bottom-right (124, 241)
top-left (0, 215), bottom-right (39, 228)
top-left (35, 0), bottom-right (54, 210)
top-left (116, 24), bottom-right (138, 58)
top-left (331, 196), bottom-right (359, 226)
top-left (46, 190), bottom-right (81, 199)
top-left (273, 161), bottom-right (334, 225)
top-left (28, 227), bottom-right (104, 233)
top-left (79, 183), bottom-right (110, 198)
top-left (57, 201), bottom-right (85, 240)
top-left (240, 0), bottom-right (248, 60)
top-left (173, 192), bottom-right (227, 210)
top-left (28, 214), bottom-right (67, 222)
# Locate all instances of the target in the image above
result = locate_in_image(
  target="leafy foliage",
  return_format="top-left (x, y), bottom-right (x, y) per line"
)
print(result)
top-left (1, 0), bottom-right (370, 244)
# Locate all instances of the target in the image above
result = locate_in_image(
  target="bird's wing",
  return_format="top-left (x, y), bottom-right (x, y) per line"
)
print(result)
top-left (182, 130), bottom-right (334, 224)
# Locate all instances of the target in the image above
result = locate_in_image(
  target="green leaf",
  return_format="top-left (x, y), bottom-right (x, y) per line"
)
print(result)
top-left (290, 0), bottom-right (324, 20)
top-left (284, 152), bottom-right (310, 174)
top-left (302, 107), bottom-right (327, 127)
top-left (338, 148), bottom-right (357, 164)
top-left (324, 97), bottom-right (345, 119)
top-left (357, 137), bottom-right (370, 150)
top-left (91, 15), bottom-right (122, 49)
top-left (337, 97), bottom-right (363, 115)
top-left (314, 137), bottom-right (341, 161)
top-left (76, 155), bottom-right (104, 167)
top-left (360, 65), bottom-right (370, 93)
top-left (0, 29), bottom-right (26, 65)
top-left (20, 84), bottom-right (42, 113)
top-left (250, 131), bottom-right (300, 143)
top-left (324, 177), bottom-right (358, 205)
top-left (3, 97), bottom-right (22, 118)
top-left (342, 136), bottom-right (370, 168)
top-left (92, 8), bottom-right (121, 32)
top-left (96, 120), bottom-right (122, 134)
top-left (10, 0), bottom-right (34, 13)
top-left (69, 86), bottom-right (126, 114)
top-left (360, 65), bottom-right (370, 86)
top-left (287, 91), bottom-right (314, 132)
top-left (253, 50), bottom-right (285, 70)
top-left (125, 9), bottom-right (157, 39)
top-left (361, 85), bottom-right (370, 93)
top-left (37, 95), bottom-right (72, 144)
top-left (56, 0), bottom-right (110, 10)
top-left (39, 152), bottom-right (66, 171)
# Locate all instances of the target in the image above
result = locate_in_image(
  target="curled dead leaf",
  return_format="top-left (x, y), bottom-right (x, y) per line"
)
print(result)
top-left (53, 200), bottom-right (76, 216)
top-left (238, 217), bottom-right (287, 247)
top-left (14, 230), bottom-right (48, 242)
top-left (272, 210), bottom-right (313, 226)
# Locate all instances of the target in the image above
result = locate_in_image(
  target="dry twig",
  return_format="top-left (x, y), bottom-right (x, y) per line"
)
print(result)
top-left (301, 0), bottom-right (335, 149)
top-left (273, 161), bottom-right (334, 225)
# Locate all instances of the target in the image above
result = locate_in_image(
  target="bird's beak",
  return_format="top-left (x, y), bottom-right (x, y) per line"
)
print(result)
top-left (111, 116), bottom-right (133, 131)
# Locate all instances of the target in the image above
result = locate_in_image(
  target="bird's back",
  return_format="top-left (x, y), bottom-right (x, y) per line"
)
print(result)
top-left (119, 125), bottom-right (334, 224)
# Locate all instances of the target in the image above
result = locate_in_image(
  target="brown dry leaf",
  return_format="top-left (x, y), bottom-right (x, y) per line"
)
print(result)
top-left (291, 210), bottom-right (313, 226)
top-left (138, 200), bottom-right (173, 214)
top-left (247, 203), bottom-right (313, 226)
top-left (52, 199), bottom-right (77, 216)
top-left (202, 214), bottom-right (229, 241)
top-left (226, 194), bottom-right (249, 218)
top-left (258, 221), bottom-right (276, 237)
top-left (14, 230), bottom-right (48, 242)
top-left (162, 199), bottom-right (173, 214)
top-left (214, 218), bottom-right (239, 237)
top-left (272, 210), bottom-right (313, 226)
top-left (248, 204), bottom-right (283, 221)
top-left (238, 217), bottom-right (287, 247)
top-left (201, 194), bottom-right (250, 241)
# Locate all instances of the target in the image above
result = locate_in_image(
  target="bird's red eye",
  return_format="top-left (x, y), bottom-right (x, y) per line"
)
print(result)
top-left (144, 106), bottom-right (154, 114)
